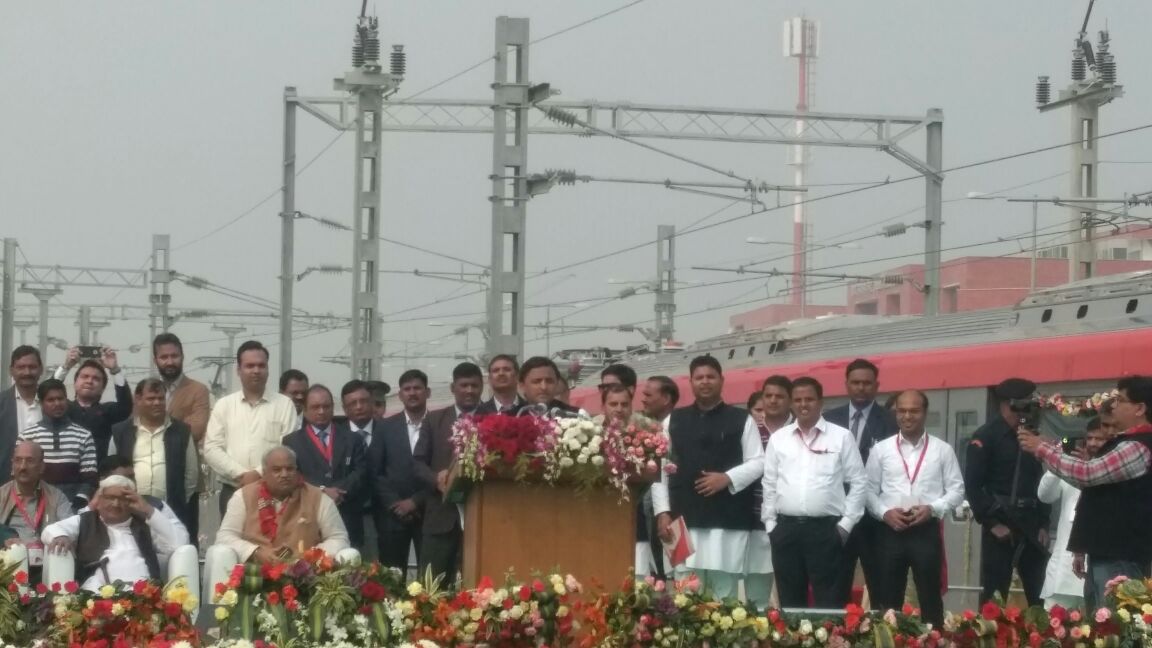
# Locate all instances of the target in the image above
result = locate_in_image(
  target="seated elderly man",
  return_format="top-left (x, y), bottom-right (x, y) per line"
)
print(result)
top-left (41, 474), bottom-right (184, 591)
top-left (0, 441), bottom-right (74, 577)
top-left (205, 446), bottom-right (356, 599)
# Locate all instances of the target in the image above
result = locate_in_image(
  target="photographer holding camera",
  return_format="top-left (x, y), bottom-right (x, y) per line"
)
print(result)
top-left (964, 378), bottom-right (1051, 606)
top-left (1018, 376), bottom-right (1152, 608)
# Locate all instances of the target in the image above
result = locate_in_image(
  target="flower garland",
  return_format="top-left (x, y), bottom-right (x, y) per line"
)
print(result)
top-left (256, 481), bottom-right (280, 540)
top-left (1037, 389), bottom-right (1118, 418)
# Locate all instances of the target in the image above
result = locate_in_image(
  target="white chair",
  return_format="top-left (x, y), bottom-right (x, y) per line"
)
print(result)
top-left (44, 545), bottom-right (201, 618)
top-left (203, 545), bottom-right (361, 605)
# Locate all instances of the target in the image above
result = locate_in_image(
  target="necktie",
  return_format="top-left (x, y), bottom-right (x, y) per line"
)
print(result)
top-left (359, 428), bottom-right (370, 444)
top-left (851, 410), bottom-right (863, 441)
top-left (316, 427), bottom-right (328, 446)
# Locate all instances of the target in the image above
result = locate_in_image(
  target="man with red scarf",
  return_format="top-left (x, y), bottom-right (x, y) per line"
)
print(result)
top-left (1019, 375), bottom-right (1152, 609)
top-left (205, 446), bottom-right (354, 600)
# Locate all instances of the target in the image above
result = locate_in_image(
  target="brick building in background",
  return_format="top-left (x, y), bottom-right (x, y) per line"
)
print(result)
top-left (730, 226), bottom-right (1152, 330)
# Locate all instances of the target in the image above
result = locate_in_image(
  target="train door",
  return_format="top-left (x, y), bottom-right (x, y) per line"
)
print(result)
top-left (942, 387), bottom-right (991, 611)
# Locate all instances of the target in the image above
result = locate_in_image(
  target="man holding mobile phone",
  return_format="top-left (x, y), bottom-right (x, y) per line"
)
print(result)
top-left (54, 347), bottom-right (132, 462)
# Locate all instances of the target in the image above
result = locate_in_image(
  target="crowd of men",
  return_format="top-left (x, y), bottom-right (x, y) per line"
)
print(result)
top-left (2, 335), bottom-right (1151, 619)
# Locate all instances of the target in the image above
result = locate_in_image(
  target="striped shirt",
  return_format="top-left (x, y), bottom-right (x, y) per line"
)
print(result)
top-left (19, 418), bottom-right (99, 502)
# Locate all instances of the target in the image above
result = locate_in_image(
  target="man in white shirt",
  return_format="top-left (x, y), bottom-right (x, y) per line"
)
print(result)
top-left (0, 346), bottom-right (44, 482)
top-left (761, 376), bottom-right (867, 609)
top-left (745, 375), bottom-right (794, 611)
top-left (203, 341), bottom-right (297, 515)
top-left (653, 356), bottom-right (764, 598)
top-left (865, 390), bottom-right (964, 626)
top-left (42, 474), bottom-right (182, 591)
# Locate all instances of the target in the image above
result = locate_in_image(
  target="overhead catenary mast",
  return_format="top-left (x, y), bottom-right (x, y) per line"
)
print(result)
top-left (783, 17), bottom-right (818, 317)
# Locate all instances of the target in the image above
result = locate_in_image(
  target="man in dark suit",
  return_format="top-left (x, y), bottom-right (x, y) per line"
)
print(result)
top-left (0, 346), bottom-right (44, 482)
top-left (476, 354), bottom-right (522, 414)
top-left (282, 385), bottom-right (367, 545)
top-left (373, 370), bottom-right (431, 572)
top-left (824, 357), bottom-right (899, 608)
top-left (414, 362), bottom-right (484, 584)
top-left (338, 380), bottom-right (386, 562)
top-left (53, 347), bottom-right (133, 462)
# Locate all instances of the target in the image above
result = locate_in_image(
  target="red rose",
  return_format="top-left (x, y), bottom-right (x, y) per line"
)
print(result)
top-left (519, 585), bottom-right (531, 601)
top-left (35, 583), bottom-right (47, 594)
top-left (282, 584), bottom-right (298, 601)
top-left (902, 603), bottom-right (914, 616)
top-left (133, 581), bottom-right (148, 595)
top-left (981, 601), bottom-right (1001, 620)
top-left (65, 581), bottom-right (79, 593)
top-left (532, 580), bottom-right (545, 593)
top-left (266, 591), bottom-right (280, 606)
top-left (1049, 605), bottom-right (1067, 622)
top-left (285, 599), bottom-right (299, 612)
top-left (13, 571), bottom-right (27, 585)
top-left (164, 602), bottom-right (183, 619)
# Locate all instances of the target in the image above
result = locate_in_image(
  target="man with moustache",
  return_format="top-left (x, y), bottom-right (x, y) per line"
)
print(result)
top-left (477, 355), bottom-right (522, 414)
top-left (640, 375), bottom-right (679, 580)
top-left (340, 379), bottom-right (397, 562)
top-left (375, 370), bottom-right (431, 571)
top-left (0, 346), bottom-right (45, 482)
top-left (0, 441), bottom-right (73, 579)
top-left (762, 376), bottom-right (867, 608)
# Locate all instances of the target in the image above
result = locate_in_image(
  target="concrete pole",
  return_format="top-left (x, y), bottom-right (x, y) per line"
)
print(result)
top-left (1030, 198), bottom-right (1039, 291)
top-left (486, 17), bottom-right (530, 361)
top-left (0, 239), bottom-right (15, 386)
top-left (149, 235), bottom-right (171, 345)
top-left (923, 108), bottom-right (944, 317)
top-left (654, 225), bottom-right (676, 345)
top-left (280, 87), bottom-right (297, 374)
top-left (13, 320), bottom-right (34, 347)
top-left (349, 88), bottom-right (384, 380)
top-left (1069, 99), bottom-right (1099, 281)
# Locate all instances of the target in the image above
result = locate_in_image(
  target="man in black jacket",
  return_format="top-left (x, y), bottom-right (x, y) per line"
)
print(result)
top-left (54, 347), bottom-right (133, 462)
top-left (108, 378), bottom-right (197, 535)
top-left (964, 378), bottom-right (1050, 606)
top-left (283, 385), bottom-right (367, 546)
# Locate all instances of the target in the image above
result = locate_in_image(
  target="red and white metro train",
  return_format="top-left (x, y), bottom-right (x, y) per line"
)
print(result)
top-left (569, 270), bottom-right (1152, 608)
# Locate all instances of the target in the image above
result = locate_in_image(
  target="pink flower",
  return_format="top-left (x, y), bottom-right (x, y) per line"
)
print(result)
top-left (1054, 625), bottom-right (1066, 639)
top-left (664, 462), bottom-right (678, 475)
top-left (1070, 626), bottom-right (1082, 639)
top-left (1049, 617), bottom-right (1062, 629)
top-left (1095, 608), bottom-right (1112, 623)
top-left (1069, 609), bottom-right (1081, 623)
top-left (653, 579), bottom-right (666, 592)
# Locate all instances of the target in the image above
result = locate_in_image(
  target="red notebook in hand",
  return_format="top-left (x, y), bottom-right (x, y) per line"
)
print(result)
top-left (662, 516), bottom-right (694, 568)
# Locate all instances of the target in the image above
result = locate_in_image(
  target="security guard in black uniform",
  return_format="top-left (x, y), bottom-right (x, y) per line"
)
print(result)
top-left (963, 378), bottom-right (1051, 606)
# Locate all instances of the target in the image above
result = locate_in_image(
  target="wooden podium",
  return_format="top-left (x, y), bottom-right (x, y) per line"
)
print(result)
top-left (461, 479), bottom-right (637, 589)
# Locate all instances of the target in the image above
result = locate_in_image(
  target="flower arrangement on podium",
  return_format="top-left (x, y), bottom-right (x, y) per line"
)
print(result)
top-left (450, 411), bottom-right (671, 499)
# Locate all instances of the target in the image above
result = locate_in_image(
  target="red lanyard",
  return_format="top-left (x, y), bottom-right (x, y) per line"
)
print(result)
top-left (13, 490), bottom-right (46, 532)
top-left (898, 434), bottom-right (929, 485)
top-left (306, 426), bottom-right (334, 463)
top-left (796, 428), bottom-right (830, 455)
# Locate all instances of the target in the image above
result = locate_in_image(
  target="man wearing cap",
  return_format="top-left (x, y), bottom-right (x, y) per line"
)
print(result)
top-left (963, 378), bottom-right (1051, 606)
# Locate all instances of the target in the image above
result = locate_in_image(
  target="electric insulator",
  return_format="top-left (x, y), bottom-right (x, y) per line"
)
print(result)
top-left (364, 34), bottom-right (380, 63)
top-left (1035, 76), bottom-right (1051, 106)
top-left (543, 106), bottom-right (578, 127)
top-left (882, 223), bottom-right (907, 238)
top-left (1071, 48), bottom-right (1086, 81)
top-left (352, 40), bottom-right (364, 68)
top-left (1100, 54), bottom-right (1116, 84)
top-left (390, 45), bottom-right (406, 77)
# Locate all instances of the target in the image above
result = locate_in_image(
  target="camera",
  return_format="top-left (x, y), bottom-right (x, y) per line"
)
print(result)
top-left (1007, 397), bottom-right (1042, 432)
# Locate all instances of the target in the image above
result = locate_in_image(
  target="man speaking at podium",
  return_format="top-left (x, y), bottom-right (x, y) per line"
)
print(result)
top-left (652, 356), bottom-right (764, 598)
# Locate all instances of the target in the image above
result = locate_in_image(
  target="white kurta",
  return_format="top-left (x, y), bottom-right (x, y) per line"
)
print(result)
top-left (651, 414), bottom-right (764, 574)
top-left (1038, 472), bottom-right (1082, 600)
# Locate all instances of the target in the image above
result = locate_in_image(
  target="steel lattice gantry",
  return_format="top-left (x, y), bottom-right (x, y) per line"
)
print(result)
top-left (283, 16), bottom-right (944, 366)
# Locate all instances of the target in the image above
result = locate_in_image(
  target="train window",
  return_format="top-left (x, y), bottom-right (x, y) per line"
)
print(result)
top-left (768, 343), bottom-right (777, 354)
top-left (1041, 308), bottom-right (1053, 323)
top-left (747, 346), bottom-right (756, 357)
top-left (954, 410), bottom-right (979, 471)
top-left (727, 349), bottom-right (735, 360)
top-left (1127, 299), bottom-right (1139, 314)
top-left (1076, 304), bottom-right (1088, 319)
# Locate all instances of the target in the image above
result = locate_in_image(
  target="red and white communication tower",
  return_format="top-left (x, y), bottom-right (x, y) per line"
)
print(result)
top-left (783, 17), bottom-right (818, 313)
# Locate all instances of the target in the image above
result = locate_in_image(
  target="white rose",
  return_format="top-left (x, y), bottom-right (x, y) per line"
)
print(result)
top-left (576, 455), bottom-right (588, 464)
top-left (559, 457), bottom-right (575, 467)
top-left (799, 620), bottom-right (813, 635)
top-left (590, 456), bottom-right (604, 466)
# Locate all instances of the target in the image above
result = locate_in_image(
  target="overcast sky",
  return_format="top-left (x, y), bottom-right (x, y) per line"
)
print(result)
top-left (3, 0), bottom-right (1150, 394)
